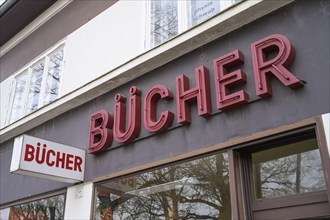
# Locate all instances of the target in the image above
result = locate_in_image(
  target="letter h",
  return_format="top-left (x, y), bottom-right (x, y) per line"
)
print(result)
top-left (176, 65), bottom-right (212, 124)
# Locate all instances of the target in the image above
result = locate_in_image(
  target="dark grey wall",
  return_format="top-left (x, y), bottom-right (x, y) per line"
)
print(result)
top-left (1, 0), bottom-right (329, 205)
top-left (0, 0), bottom-right (118, 83)
top-left (0, 0), bottom-right (56, 47)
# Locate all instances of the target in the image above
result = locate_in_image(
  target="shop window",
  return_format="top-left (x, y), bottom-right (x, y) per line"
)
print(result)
top-left (147, 0), bottom-right (241, 48)
top-left (0, 193), bottom-right (65, 220)
top-left (251, 137), bottom-right (327, 199)
top-left (8, 44), bottom-right (65, 124)
top-left (94, 152), bottom-right (231, 219)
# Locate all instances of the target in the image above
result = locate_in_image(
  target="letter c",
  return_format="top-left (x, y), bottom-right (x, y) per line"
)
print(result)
top-left (144, 84), bottom-right (174, 133)
top-left (46, 150), bottom-right (56, 166)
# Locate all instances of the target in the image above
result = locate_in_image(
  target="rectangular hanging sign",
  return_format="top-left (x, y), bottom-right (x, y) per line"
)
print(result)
top-left (10, 134), bottom-right (85, 183)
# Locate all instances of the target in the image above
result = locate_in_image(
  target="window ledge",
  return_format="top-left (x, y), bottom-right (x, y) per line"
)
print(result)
top-left (0, 0), bottom-right (294, 144)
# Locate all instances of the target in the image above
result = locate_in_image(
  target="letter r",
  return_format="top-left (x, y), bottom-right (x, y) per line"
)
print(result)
top-left (251, 34), bottom-right (303, 98)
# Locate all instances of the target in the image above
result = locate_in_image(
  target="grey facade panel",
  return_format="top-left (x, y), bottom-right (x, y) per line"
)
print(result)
top-left (0, 0), bottom-right (329, 205)
top-left (0, 0), bottom-right (56, 47)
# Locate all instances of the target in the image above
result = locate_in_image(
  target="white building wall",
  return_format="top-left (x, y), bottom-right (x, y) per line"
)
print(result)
top-left (322, 113), bottom-right (330, 157)
top-left (64, 182), bottom-right (94, 220)
top-left (61, 0), bottom-right (145, 96)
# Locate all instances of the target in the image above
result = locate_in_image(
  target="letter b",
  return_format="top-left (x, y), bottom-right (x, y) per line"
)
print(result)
top-left (88, 110), bottom-right (113, 154)
top-left (24, 144), bottom-right (35, 162)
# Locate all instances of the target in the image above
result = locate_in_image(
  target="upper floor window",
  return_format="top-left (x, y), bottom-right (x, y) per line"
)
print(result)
top-left (147, 0), bottom-right (241, 48)
top-left (9, 44), bottom-right (65, 124)
top-left (150, 0), bottom-right (179, 47)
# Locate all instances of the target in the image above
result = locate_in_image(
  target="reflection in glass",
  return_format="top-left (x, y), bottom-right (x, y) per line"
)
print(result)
top-left (8, 194), bottom-right (65, 220)
top-left (150, 0), bottom-right (178, 47)
top-left (95, 153), bottom-right (231, 220)
top-left (26, 60), bottom-right (44, 114)
top-left (9, 71), bottom-right (28, 123)
top-left (44, 48), bottom-right (64, 105)
top-left (252, 138), bottom-right (326, 199)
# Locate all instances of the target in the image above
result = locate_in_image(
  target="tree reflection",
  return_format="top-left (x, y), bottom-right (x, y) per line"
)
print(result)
top-left (10, 72), bottom-right (28, 123)
top-left (96, 153), bottom-right (231, 220)
top-left (252, 138), bottom-right (326, 199)
top-left (8, 194), bottom-right (65, 220)
top-left (9, 47), bottom-right (64, 123)
top-left (150, 0), bottom-right (178, 47)
top-left (44, 49), bottom-right (64, 105)
top-left (26, 61), bottom-right (44, 113)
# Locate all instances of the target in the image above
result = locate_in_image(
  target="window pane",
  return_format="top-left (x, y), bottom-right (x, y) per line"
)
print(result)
top-left (151, 0), bottom-right (178, 47)
top-left (188, 0), bottom-right (239, 27)
top-left (26, 60), bottom-right (44, 114)
top-left (44, 48), bottom-right (64, 105)
top-left (9, 71), bottom-right (28, 123)
top-left (8, 194), bottom-right (65, 220)
top-left (95, 153), bottom-right (231, 219)
top-left (252, 138), bottom-right (327, 199)
top-left (189, 0), bottom-right (220, 27)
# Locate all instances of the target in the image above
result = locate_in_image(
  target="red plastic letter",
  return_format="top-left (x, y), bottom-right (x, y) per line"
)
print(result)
top-left (114, 86), bottom-right (142, 144)
top-left (176, 65), bottom-right (212, 124)
top-left (213, 50), bottom-right (249, 111)
top-left (251, 34), bottom-right (303, 98)
top-left (144, 84), bottom-right (174, 133)
top-left (88, 110), bottom-right (113, 155)
top-left (24, 144), bottom-right (35, 162)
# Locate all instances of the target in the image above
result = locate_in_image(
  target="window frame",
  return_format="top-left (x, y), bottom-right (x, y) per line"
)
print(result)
top-left (238, 126), bottom-right (330, 219)
top-left (6, 41), bottom-right (66, 125)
